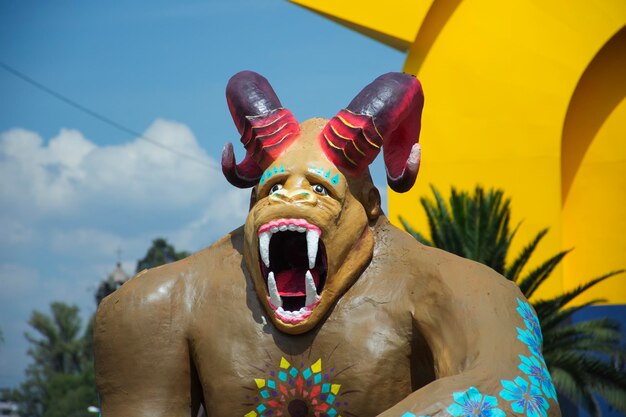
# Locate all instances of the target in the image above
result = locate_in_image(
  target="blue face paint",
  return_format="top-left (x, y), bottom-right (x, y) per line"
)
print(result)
top-left (259, 165), bottom-right (284, 185)
top-left (308, 166), bottom-right (340, 186)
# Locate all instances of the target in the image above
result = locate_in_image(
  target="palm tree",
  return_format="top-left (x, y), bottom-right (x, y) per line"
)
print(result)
top-left (400, 185), bottom-right (626, 416)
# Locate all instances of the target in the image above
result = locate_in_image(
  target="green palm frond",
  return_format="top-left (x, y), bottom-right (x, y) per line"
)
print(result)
top-left (535, 300), bottom-right (603, 333)
top-left (594, 384), bottom-right (626, 413)
top-left (550, 367), bottom-right (601, 417)
top-left (505, 228), bottom-right (547, 282)
top-left (547, 350), bottom-right (626, 414)
top-left (534, 270), bottom-right (624, 324)
top-left (400, 185), bottom-right (626, 416)
top-left (516, 249), bottom-right (571, 299)
top-left (543, 319), bottom-right (622, 355)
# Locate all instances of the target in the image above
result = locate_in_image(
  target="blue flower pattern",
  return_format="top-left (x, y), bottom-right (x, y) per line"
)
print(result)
top-left (447, 387), bottom-right (505, 417)
top-left (500, 298), bottom-right (557, 416)
top-left (516, 298), bottom-right (543, 344)
top-left (519, 354), bottom-right (557, 400)
top-left (516, 327), bottom-right (543, 359)
top-left (400, 298), bottom-right (557, 417)
top-left (500, 376), bottom-right (550, 417)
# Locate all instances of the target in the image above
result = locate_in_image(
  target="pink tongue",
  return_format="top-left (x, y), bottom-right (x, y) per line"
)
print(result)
top-left (275, 269), bottom-right (320, 297)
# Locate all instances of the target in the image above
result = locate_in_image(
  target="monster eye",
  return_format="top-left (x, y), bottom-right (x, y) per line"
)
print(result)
top-left (312, 184), bottom-right (328, 196)
top-left (270, 184), bottom-right (283, 194)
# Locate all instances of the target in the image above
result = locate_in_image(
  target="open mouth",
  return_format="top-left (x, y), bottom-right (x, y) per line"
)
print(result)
top-left (258, 218), bottom-right (327, 324)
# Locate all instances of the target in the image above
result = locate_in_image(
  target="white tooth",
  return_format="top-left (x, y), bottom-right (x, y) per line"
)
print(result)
top-left (305, 270), bottom-right (317, 307)
top-left (268, 272), bottom-right (282, 308)
top-left (279, 225), bottom-right (288, 231)
top-left (288, 224), bottom-right (296, 231)
top-left (306, 229), bottom-right (320, 269)
top-left (296, 226), bottom-right (306, 233)
top-left (259, 232), bottom-right (271, 268)
top-left (270, 227), bottom-right (279, 233)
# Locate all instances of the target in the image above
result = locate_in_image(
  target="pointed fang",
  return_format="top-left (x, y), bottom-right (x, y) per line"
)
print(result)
top-left (268, 271), bottom-right (282, 308)
top-left (306, 229), bottom-right (320, 269)
top-left (259, 232), bottom-right (271, 268)
top-left (305, 270), bottom-right (317, 307)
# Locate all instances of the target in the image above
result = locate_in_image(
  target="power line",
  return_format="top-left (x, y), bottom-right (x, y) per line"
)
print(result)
top-left (0, 61), bottom-right (219, 170)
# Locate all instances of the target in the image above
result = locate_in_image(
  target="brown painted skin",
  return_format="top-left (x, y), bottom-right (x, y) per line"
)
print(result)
top-left (95, 119), bottom-right (561, 417)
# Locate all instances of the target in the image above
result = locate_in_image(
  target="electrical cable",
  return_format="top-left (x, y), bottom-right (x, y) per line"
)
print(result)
top-left (0, 61), bottom-right (219, 170)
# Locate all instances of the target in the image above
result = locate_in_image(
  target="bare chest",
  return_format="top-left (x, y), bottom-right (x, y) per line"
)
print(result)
top-left (191, 289), bottom-right (426, 417)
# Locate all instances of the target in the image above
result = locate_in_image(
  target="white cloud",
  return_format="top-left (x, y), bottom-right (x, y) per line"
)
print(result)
top-left (0, 120), bottom-right (253, 387)
top-left (0, 118), bottom-right (252, 261)
top-left (81, 119), bottom-right (222, 209)
top-left (0, 119), bottom-right (226, 216)
top-left (0, 127), bottom-right (95, 214)
top-left (0, 119), bottom-right (236, 220)
top-left (0, 117), bottom-right (253, 268)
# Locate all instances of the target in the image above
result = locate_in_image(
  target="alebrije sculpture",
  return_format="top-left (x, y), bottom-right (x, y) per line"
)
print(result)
top-left (95, 71), bottom-right (561, 417)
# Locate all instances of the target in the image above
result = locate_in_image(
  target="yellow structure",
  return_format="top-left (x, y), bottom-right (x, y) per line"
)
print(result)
top-left (291, 0), bottom-right (625, 304)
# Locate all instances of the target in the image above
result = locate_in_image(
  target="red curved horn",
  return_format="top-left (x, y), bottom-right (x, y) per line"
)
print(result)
top-left (222, 71), bottom-right (300, 188)
top-left (320, 73), bottom-right (424, 193)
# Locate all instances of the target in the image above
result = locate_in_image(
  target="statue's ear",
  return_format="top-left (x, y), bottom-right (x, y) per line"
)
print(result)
top-left (365, 185), bottom-right (381, 221)
top-left (249, 186), bottom-right (258, 211)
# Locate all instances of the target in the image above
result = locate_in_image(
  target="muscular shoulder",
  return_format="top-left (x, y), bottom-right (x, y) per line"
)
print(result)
top-left (373, 218), bottom-right (521, 304)
top-left (426, 246), bottom-right (521, 304)
top-left (94, 228), bottom-right (245, 400)
top-left (95, 227), bottom-right (245, 339)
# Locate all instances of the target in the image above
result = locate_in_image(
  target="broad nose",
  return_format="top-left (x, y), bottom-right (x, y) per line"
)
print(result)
top-left (269, 186), bottom-right (317, 206)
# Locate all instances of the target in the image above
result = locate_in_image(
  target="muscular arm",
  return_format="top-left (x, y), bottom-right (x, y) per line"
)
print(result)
top-left (380, 251), bottom-right (561, 417)
top-left (94, 265), bottom-right (200, 417)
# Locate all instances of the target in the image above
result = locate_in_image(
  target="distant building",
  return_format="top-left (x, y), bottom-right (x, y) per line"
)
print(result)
top-left (95, 262), bottom-right (129, 305)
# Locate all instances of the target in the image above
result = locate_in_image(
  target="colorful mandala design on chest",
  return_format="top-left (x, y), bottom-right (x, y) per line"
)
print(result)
top-left (243, 355), bottom-right (353, 417)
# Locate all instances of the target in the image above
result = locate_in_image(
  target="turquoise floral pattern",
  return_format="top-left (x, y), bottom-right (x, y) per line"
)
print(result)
top-left (516, 327), bottom-right (543, 358)
top-left (447, 387), bottom-right (505, 417)
top-left (399, 298), bottom-right (558, 417)
top-left (519, 354), bottom-right (557, 400)
top-left (499, 298), bottom-right (557, 416)
top-left (515, 299), bottom-right (544, 359)
top-left (516, 298), bottom-right (542, 344)
top-left (500, 376), bottom-right (550, 417)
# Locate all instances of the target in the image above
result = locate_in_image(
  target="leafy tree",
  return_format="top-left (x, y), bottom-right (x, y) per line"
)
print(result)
top-left (9, 302), bottom-right (98, 417)
top-left (136, 237), bottom-right (190, 273)
top-left (400, 185), bottom-right (626, 416)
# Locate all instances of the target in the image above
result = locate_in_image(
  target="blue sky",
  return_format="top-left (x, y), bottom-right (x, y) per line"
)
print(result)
top-left (0, 0), bottom-right (406, 387)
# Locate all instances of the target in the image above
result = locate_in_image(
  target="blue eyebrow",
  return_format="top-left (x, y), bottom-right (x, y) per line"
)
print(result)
top-left (259, 164), bottom-right (285, 185)
top-left (308, 166), bottom-right (340, 185)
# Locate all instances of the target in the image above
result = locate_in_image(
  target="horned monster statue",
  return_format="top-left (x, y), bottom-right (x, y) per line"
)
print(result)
top-left (95, 71), bottom-right (561, 417)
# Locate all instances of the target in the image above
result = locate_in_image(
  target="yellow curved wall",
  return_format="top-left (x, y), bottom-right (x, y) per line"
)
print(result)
top-left (291, 0), bottom-right (626, 304)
